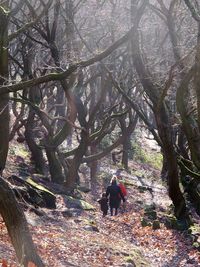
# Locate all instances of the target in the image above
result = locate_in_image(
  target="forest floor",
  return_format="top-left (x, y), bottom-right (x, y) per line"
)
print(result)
top-left (0, 142), bottom-right (200, 267)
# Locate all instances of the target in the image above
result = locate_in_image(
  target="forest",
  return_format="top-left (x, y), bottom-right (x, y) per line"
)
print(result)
top-left (0, 0), bottom-right (200, 266)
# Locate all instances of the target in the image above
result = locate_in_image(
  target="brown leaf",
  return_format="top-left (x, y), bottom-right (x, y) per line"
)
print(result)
top-left (27, 262), bottom-right (37, 267)
top-left (2, 259), bottom-right (8, 267)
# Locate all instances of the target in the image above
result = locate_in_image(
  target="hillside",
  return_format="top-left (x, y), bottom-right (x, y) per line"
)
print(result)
top-left (0, 139), bottom-right (200, 267)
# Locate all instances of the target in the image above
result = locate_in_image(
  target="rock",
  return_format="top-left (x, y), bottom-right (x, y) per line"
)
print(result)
top-left (138, 186), bottom-right (153, 193)
top-left (141, 218), bottom-right (151, 227)
top-left (152, 220), bottom-right (160, 230)
top-left (144, 210), bottom-right (157, 220)
top-left (144, 204), bottom-right (156, 211)
top-left (61, 209), bottom-right (73, 218)
top-left (77, 186), bottom-right (91, 193)
top-left (10, 175), bottom-right (56, 209)
top-left (74, 219), bottom-right (82, 223)
top-left (69, 208), bottom-right (82, 216)
top-left (125, 256), bottom-right (136, 267)
top-left (165, 215), bottom-right (177, 229)
top-left (165, 215), bottom-right (189, 230)
top-left (188, 224), bottom-right (200, 249)
top-left (84, 225), bottom-right (99, 232)
top-left (192, 242), bottom-right (200, 250)
top-left (63, 195), bottom-right (95, 210)
top-left (122, 263), bottom-right (136, 267)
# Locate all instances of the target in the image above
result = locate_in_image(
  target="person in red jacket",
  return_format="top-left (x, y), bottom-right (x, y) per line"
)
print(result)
top-left (116, 171), bottom-right (127, 211)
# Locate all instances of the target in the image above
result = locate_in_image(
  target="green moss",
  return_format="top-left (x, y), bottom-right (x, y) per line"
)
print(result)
top-left (152, 220), bottom-right (160, 230)
top-left (141, 218), bottom-right (151, 227)
top-left (124, 256), bottom-right (135, 264)
top-left (26, 177), bottom-right (56, 196)
top-left (128, 249), bottom-right (150, 266)
top-left (131, 142), bottom-right (162, 169)
top-left (164, 215), bottom-right (189, 230)
top-left (188, 224), bottom-right (200, 235)
top-left (15, 145), bottom-right (29, 158)
top-left (192, 242), bottom-right (200, 249)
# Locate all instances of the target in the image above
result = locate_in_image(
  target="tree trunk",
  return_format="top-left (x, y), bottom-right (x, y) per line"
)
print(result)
top-left (121, 136), bottom-right (131, 170)
top-left (90, 144), bottom-right (98, 190)
top-left (176, 67), bottom-right (200, 169)
top-left (155, 106), bottom-right (187, 219)
top-left (0, 177), bottom-right (44, 266)
top-left (0, 6), bottom-right (9, 175)
top-left (66, 130), bottom-right (88, 189)
top-left (132, 27), bottom-right (187, 219)
top-left (45, 145), bottom-right (65, 184)
top-left (160, 152), bottom-right (168, 181)
top-left (25, 111), bottom-right (46, 175)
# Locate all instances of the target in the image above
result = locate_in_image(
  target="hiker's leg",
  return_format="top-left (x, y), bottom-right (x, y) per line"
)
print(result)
top-left (110, 207), bottom-right (113, 216)
top-left (103, 210), bottom-right (107, 217)
top-left (115, 208), bottom-right (118, 216)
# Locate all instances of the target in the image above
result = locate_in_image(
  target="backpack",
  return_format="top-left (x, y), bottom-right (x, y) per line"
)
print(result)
top-left (119, 183), bottom-right (127, 197)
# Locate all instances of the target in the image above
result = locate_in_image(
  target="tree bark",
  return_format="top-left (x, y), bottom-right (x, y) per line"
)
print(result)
top-left (0, 177), bottom-right (44, 266)
top-left (45, 144), bottom-right (65, 184)
top-left (66, 130), bottom-right (88, 189)
top-left (25, 110), bottom-right (46, 175)
top-left (0, 6), bottom-right (9, 174)
top-left (132, 28), bottom-right (187, 219)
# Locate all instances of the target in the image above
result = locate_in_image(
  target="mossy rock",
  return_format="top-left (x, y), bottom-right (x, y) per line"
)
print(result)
top-left (144, 210), bottom-right (157, 220)
top-left (64, 196), bottom-right (95, 210)
top-left (72, 189), bottom-right (83, 199)
top-left (144, 204), bottom-right (156, 211)
top-left (26, 177), bottom-right (56, 196)
top-left (84, 225), bottom-right (99, 232)
top-left (126, 249), bottom-right (150, 267)
top-left (165, 215), bottom-right (189, 230)
top-left (77, 186), bottom-right (91, 193)
top-left (188, 224), bottom-right (200, 236)
top-left (124, 256), bottom-right (135, 264)
top-left (192, 242), bottom-right (200, 250)
top-left (188, 224), bottom-right (200, 245)
top-left (84, 219), bottom-right (99, 232)
top-left (10, 175), bottom-right (56, 209)
top-left (165, 215), bottom-right (177, 229)
top-left (135, 200), bottom-right (143, 205)
top-left (138, 186), bottom-right (153, 193)
top-left (138, 186), bottom-right (146, 193)
top-left (152, 220), bottom-right (160, 230)
top-left (141, 218), bottom-right (151, 227)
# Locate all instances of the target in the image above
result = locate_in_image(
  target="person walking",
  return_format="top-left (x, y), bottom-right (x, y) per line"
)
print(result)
top-left (97, 193), bottom-right (108, 217)
top-left (106, 175), bottom-right (125, 216)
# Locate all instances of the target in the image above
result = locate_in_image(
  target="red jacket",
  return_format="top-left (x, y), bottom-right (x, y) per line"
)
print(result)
top-left (119, 183), bottom-right (127, 197)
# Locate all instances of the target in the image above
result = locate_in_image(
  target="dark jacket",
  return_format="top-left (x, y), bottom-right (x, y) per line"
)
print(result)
top-left (98, 197), bottom-right (108, 212)
top-left (106, 184), bottom-right (125, 208)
